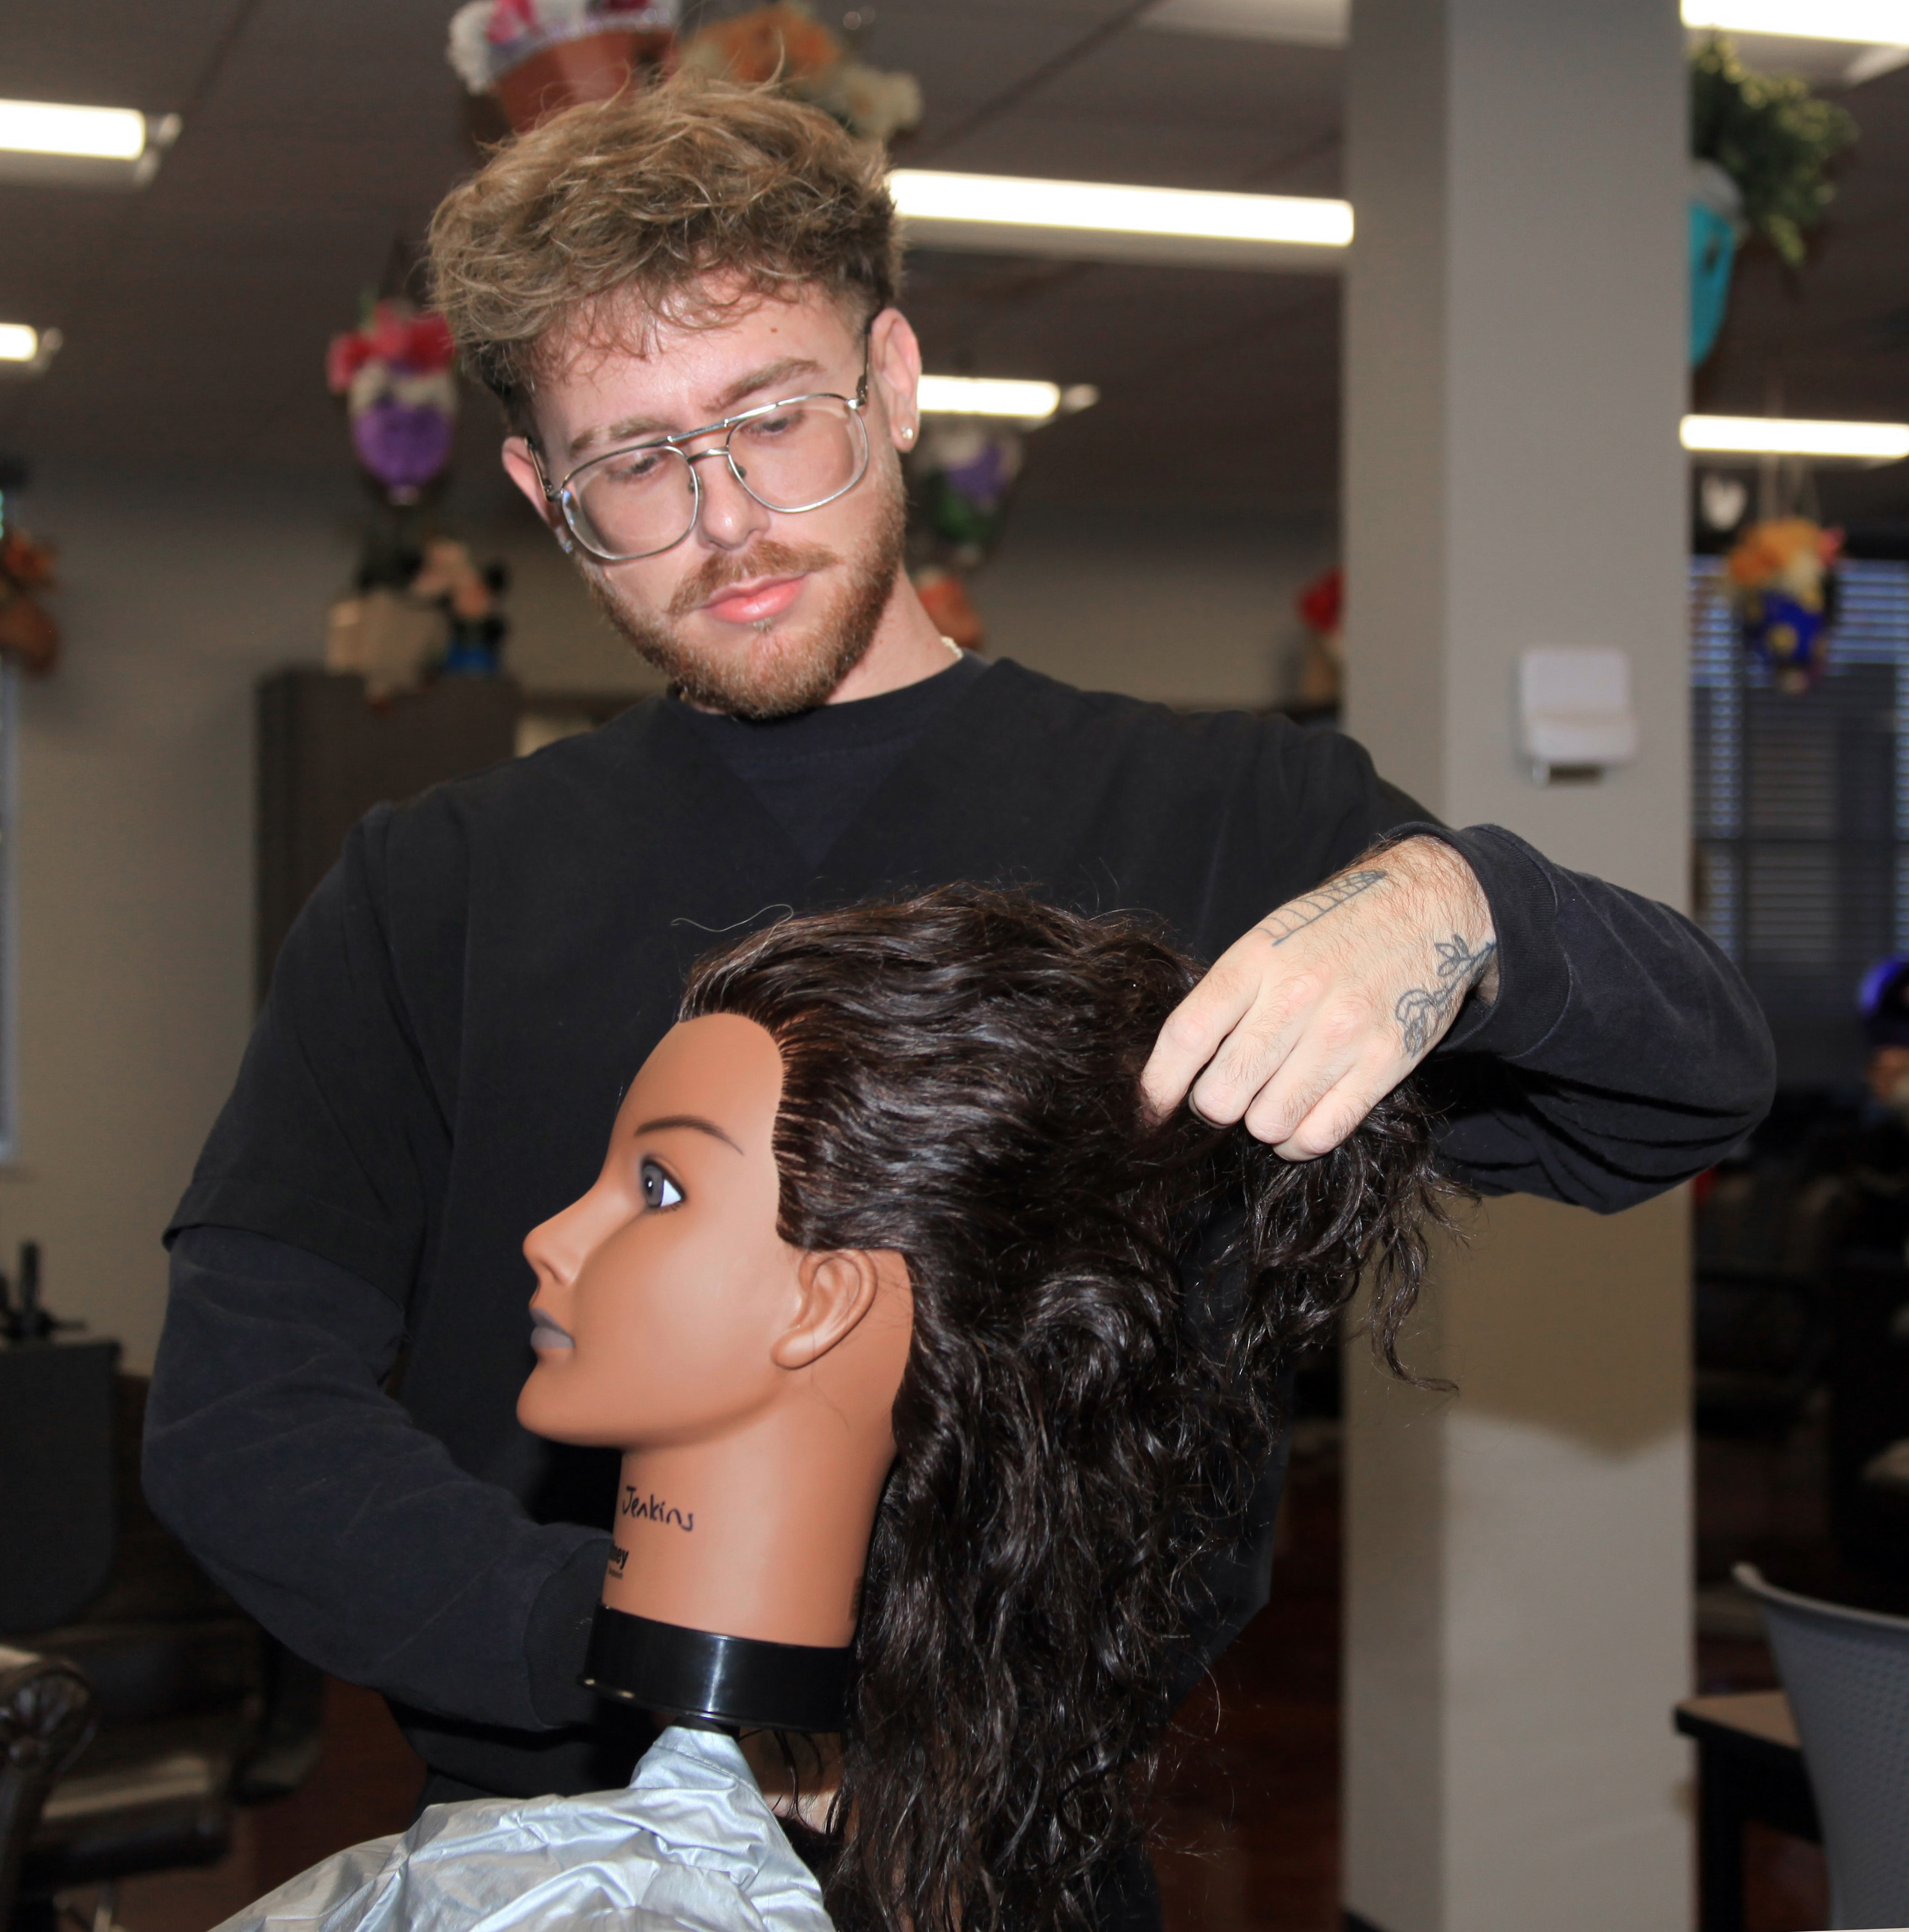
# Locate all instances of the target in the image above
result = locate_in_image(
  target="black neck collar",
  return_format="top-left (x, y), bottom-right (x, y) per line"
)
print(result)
top-left (582, 1603), bottom-right (852, 1732)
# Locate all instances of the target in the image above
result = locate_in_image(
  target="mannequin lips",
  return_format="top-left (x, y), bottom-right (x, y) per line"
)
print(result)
top-left (529, 1308), bottom-right (574, 1351)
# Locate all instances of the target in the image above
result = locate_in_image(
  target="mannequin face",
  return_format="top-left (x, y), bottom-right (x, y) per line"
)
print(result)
top-left (519, 1012), bottom-right (899, 1452)
top-left (519, 1014), bottom-right (805, 1448)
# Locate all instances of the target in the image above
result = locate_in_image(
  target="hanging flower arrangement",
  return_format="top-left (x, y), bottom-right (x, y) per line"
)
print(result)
top-left (680, 2), bottom-right (921, 145)
top-left (448, 0), bottom-right (679, 130)
top-left (326, 299), bottom-right (460, 504)
top-left (1688, 38), bottom-right (1857, 366)
top-left (1726, 516), bottom-right (1843, 694)
top-left (0, 523), bottom-right (59, 676)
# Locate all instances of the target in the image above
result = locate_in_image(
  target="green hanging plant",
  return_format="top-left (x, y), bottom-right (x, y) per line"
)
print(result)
top-left (1691, 35), bottom-right (1858, 269)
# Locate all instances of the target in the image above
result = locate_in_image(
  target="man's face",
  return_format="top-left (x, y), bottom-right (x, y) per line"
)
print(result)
top-left (502, 284), bottom-right (920, 719)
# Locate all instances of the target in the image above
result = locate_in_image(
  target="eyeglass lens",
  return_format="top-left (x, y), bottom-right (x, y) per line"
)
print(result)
top-left (567, 397), bottom-right (867, 561)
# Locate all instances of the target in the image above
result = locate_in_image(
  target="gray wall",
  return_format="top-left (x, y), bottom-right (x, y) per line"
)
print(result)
top-left (3, 471), bottom-right (1318, 1368)
top-left (5, 465), bottom-right (355, 1369)
top-left (979, 503), bottom-right (1334, 709)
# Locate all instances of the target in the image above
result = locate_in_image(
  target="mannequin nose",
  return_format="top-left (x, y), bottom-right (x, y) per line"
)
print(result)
top-left (523, 1201), bottom-right (586, 1295)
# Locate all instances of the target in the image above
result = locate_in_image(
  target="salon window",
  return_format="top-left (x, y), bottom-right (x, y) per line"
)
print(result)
top-left (1693, 555), bottom-right (1909, 1087)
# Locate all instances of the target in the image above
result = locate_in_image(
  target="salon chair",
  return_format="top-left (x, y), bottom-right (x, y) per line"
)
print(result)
top-left (1, 1360), bottom-right (324, 1931)
top-left (1738, 1563), bottom-right (1909, 1929)
top-left (0, 1647), bottom-right (95, 1929)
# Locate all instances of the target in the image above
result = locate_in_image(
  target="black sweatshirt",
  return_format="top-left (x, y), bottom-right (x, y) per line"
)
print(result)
top-left (147, 653), bottom-right (1774, 1806)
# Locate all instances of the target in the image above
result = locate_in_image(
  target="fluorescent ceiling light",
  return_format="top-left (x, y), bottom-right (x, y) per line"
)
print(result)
top-left (1681, 414), bottom-right (1909, 461)
top-left (0, 99), bottom-right (146, 159)
top-left (918, 376), bottom-right (1100, 423)
top-left (1681, 1), bottom-right (1909, 43)
top-left (893, 170), bottom-right (1352, 247)
top-left (890, 169), bottom-right (1350, 273)
top-left (0, 325), bottom-right (62, 377)
top-left (0, 101), bottom-right (179, 188)
top-left (1140, 0), bottom-right (1348, 45)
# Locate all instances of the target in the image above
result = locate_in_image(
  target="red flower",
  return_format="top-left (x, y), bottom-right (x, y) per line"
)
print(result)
top-left (326, 331), bottom-right (372, 394)
top-left (487, 0), bottom-right (540, 45)
top-left (404, 309), bottom-right (456, 372)
top-left (326, 303), bottom-right (457, 392)
top-left (366, 301), bottom-right (412, 363)
top-left (1297, 565), bottom-right (1343, 635)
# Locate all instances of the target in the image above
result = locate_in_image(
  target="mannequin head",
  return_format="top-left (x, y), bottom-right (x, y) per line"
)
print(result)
top-left (519, 1012), bottom-right (905, 1454)
top-left (519, 1008), bottom-right (912, 1657)
top-left (653, 884), bottom-right (1449, 1932)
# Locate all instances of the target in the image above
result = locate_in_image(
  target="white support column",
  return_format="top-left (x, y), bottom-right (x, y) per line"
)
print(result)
top-left (1340, 3), bottom-right (1693, 1930)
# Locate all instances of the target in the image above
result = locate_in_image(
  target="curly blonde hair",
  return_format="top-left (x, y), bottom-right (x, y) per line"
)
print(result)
top-left (427, 77), bottom-right (901, 419)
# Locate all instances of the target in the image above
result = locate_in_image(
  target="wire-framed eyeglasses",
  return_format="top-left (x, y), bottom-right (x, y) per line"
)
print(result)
top-left (534, 371), bottom-right (872, 564)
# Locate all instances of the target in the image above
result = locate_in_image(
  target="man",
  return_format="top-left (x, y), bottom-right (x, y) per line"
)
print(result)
top-left (146, 78), bottom-right (1773, 1925)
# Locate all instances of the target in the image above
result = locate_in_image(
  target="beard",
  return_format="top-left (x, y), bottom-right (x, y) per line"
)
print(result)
top-left (583, 462), bottom-right (907, 721)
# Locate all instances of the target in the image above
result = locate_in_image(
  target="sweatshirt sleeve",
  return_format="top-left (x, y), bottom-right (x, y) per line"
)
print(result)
top-left (1404, 822), bottom-right (1777, 1209)
top-left (1226, 723), bottom-right (1774, 1210)
top-left (143, 1224), bottom-right (610, 1732)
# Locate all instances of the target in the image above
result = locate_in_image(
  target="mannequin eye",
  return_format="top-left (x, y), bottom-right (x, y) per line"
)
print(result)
top-left (639, 1158), bottom-right (684, 1211)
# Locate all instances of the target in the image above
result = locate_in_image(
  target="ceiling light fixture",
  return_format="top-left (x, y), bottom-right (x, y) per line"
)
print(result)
top-left (890, 169), bottom-right (1351, 272)
top-left (1140, 0), bottom-right (1349, 44)
top-left (0, 99), bottom-right (145, 159)
top-left (1680, 1), bottom-right (1909, 44)
top-left (0, 325), bottom-right (62, 377)
top-left (0, 100), bottom-right (180, 188)
top-left (917, 376), bottom-right (1100, 424)
top-left (1681, 414), bottom-right (1909, 462)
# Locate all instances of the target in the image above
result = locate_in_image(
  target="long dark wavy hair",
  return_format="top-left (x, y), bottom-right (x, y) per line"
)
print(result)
top-left (679, 884), bottom-right (1452, 1932)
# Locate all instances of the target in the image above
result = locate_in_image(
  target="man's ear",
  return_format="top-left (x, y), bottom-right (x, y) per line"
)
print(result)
top-left (772, 1249), bottom-right (900, 1369)
top-left (501, 437), bottom-right (572, 550)
top-left (866, 307), bottom-right (922, 454)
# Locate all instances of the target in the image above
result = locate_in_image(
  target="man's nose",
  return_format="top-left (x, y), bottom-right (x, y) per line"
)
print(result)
top-left (686, 445), bottom-right (770, 552)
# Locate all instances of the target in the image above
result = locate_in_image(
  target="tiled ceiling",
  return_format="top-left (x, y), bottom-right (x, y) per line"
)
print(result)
top-left (2, 0), bottom-right (1906, 524)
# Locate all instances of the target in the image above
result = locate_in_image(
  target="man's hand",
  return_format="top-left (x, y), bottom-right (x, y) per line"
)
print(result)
top-left (1140, 837), bottom-right (1500, 1160)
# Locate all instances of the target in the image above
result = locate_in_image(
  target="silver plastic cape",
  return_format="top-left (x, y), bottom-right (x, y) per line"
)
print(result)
top-left (209, 1725), bottom-right (834, 1932)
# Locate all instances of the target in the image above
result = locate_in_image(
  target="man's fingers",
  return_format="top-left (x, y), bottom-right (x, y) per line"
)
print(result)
top-left (1182, 967), bottom-right (1327, 1125)
top-left (1268, 1065), bottom-right (1398, 1162)
top-left (1139, 959), bottom-right (1261, 1117)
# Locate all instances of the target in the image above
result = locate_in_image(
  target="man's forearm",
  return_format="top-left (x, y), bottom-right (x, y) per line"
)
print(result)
top-left (146, 1225), bottom-right (609, 1732)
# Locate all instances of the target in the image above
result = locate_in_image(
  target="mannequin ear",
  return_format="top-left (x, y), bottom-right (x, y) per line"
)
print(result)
top-left (773, 1249), bottom-right (897, 1370)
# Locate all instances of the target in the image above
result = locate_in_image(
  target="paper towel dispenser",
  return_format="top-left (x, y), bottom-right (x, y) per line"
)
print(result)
top-left (1517, 647), bottom-right (1639, 784)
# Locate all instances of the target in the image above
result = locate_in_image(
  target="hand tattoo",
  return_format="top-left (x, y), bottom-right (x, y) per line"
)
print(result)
top-left (1395, 933), bottom-right (1499, 1056)
top-left (1257, 869), bottom-right (1387, 946)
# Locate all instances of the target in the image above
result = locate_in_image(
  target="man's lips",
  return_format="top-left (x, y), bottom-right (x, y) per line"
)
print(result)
top-left (698, 574), bottom-right (807, 625)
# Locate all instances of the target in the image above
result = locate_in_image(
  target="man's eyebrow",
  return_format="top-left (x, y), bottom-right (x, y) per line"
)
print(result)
top-left (569, 357), bottom-right (828, 459)
top-left (635, 1114), bottom-right (744, 1154)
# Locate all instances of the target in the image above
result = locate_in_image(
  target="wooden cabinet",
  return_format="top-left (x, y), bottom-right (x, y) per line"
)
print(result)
top-left (255, 670), bottom-right (522, 1000)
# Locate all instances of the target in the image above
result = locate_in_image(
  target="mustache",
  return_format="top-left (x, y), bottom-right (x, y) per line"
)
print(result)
top-left (666, 539), bottom-right (840, 619)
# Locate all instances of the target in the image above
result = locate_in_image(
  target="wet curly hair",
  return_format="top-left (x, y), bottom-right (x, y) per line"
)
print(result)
top-left (680, 884), bottom-right (1451, 1932)
top-left (427, 75), bottom-right (899, 422)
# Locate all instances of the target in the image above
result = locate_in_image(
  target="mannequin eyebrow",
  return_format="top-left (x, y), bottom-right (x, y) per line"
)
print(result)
top-left (636, 1115), bottom-right (744, 1153)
